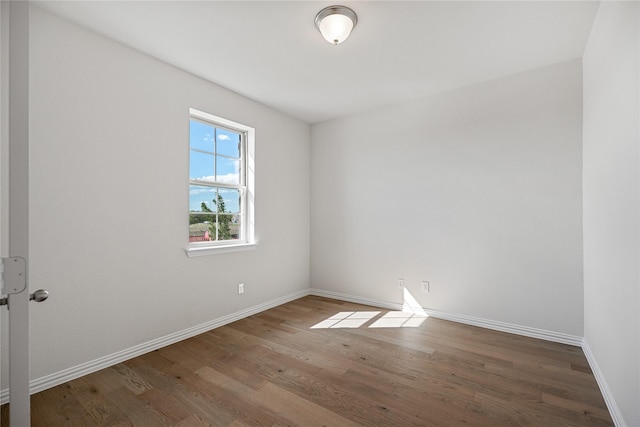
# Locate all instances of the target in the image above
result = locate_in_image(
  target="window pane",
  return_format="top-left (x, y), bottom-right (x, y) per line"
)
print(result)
top-left (217, 129), bottom-right (240, 158)
top-left (216, 156), bottom-right (240, 185)
top-left (190, 120), bottom-right (215, 152)
top-left (189, 185), bottom-right (217, 213)
top-left (190, 150), bottom-right (215, 182)
top-left (217, 188), bottom-right (241, 214)
top-left (190, 186), bottom-right (241, 242)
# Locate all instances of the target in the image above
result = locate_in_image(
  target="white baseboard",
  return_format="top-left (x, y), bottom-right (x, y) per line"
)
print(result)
top-left (0, 289), bottom-right (310, 404)
top-left (582, 340), bottom-right (626, 427)
top-left (309, 288), bottom-right (583, 346)
top-left (309, 288), bottom-right (405, 311)
top-left (423, 308), bottom-right (583, 346)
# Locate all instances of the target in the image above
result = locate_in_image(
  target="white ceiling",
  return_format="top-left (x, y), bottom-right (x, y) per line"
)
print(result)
top-left (35, 1), bottom-right (600, 124)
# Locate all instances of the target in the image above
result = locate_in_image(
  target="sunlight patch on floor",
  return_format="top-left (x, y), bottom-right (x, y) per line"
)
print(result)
top-left (310, 310), bottom-right (428, 329)
top-left (311, 289), bottom-right (430, 329)
top-left (310, 311), bottom-right (381, 329)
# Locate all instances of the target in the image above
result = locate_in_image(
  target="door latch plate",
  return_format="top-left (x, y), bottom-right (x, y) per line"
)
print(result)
top-left (1, 257), bottom-right (27, 296)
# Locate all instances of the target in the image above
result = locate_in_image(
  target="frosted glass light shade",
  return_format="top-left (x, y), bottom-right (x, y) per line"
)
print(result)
top-left (315, 6), bottom-right (358, 45)
top-left (318, 13), bottom-right (354, 45)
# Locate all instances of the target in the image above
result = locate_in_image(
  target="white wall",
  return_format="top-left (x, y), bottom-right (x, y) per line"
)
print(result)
top-left (3, 6), bottom-right (310, 385)
top-left (311, 59), bottom-right (584, 336)
top-left (583, 2), bottom-right (640, 425)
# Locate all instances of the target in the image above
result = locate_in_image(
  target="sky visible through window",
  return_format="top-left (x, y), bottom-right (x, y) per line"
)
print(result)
top-left (189, 120), bottom-right (241, 213)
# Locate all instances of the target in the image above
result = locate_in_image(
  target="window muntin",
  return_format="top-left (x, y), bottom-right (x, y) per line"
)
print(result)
top-left (188, 110), bottom-right (250, 247)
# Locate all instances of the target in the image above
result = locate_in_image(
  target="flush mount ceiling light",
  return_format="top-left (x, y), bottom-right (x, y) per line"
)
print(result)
top-left (314, 5), bottom-right (358, 45)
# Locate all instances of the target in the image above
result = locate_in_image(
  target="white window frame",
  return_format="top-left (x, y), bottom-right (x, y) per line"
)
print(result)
top-left (186, 108), bottom-right (257, 257)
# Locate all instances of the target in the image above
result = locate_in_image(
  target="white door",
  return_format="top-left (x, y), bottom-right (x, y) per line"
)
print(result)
top-left (1, 2), bottom-right (39, 426)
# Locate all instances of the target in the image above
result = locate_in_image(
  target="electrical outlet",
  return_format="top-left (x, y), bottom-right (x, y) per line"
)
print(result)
top-left (398, 278), bottom-right (404, 288)
top-left (421, 281), bottom-right (430, 293)
top-left (238, 283), bottom-right (244, 294)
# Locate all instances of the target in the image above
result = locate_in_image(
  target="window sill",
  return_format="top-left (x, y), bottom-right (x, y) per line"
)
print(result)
top-left (185, 242), bottom-right (259, 258)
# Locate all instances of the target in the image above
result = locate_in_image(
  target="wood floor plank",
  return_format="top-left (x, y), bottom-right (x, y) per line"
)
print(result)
top-left (104, 387), bottom-right (172, 427)
top-left (174, 414), bottom-right (209, 427)
top-left (183, 365), bottom-right (299, 426)
top-left (85, 367), bottom-right (129, 395)
top-left (67, 376), bottom-right (131, 426)
top-left (110, 363), bottom-right (154, 396)
top-left (30, 383), bottom-right (93, 426)
top-left (3, 296), bottom-right (614, 426)
top-left (541, 391), bottom-right (612, 421)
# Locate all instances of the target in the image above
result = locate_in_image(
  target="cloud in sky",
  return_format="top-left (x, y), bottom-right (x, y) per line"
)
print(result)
top-left (192, 173), bottom-right (239, 184)
top-left (218, 134), bottom-right (231, 141)
top-left (189, 186), bottom-right (216, 195)
top-left (217, 173), bottom-right (239, 184)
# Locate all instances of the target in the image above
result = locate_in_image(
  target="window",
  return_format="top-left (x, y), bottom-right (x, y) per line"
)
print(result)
top-left (187, 109), bottom-right (256, 257)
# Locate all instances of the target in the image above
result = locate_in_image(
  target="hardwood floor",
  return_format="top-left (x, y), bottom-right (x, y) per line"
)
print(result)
top-left (3, 296), bottom-right (612, 426)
